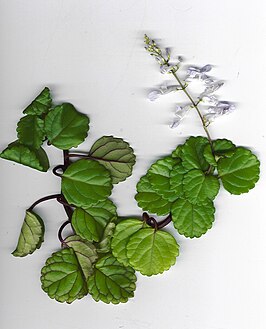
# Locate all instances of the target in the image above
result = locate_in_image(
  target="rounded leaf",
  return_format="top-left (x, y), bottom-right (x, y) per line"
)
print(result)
top-left (62, 159), bottom-right (112, 208)
top-left (183, 169), bottom-right (220, 204)
top-left (135, 175), bottom-right (171, 216)
top-left (12, 210), bottom-right (45, 257)
top-left (23, 87), bottom-right (52, 116)
top-left (89, 136), bottom-right (136, 183)
top-left (17, 115), bottom-right (45, 149)
top-left (127, 228), bottom-right (179, 276)
top-left (181, 136), bottom-right (209, 171)
top-left (41, 248), bottom-right (88, 303)
top-left (217, 147), bottom-right (260, 194)
top-left (169, 162), bottom-right (187, 198)
top-left (45, 103), bottom-right (89, 150)
top-left (111, 219), bottom-right (144, 266)
top-left (87, 254), bottom-right (136, 304)
top-left (0, 141), bottom-right (49, 171)
top-left (64, 235), bottom-right (98, 279)
top-left (171, 198), bottom-right (215, 238)
top-left (148, 156), bottom-right (180, 202)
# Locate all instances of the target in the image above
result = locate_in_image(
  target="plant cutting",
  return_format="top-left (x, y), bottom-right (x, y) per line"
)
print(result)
top-left (0, 35), bottom-right (260, 305)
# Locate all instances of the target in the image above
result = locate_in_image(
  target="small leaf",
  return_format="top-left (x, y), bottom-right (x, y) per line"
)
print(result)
top-left (41, 248), bottom-right (87, 303)
top-left (64, 235), bottom-right (98, 279)
top-left (217, 147), bottom-right (260, 195)
top-left (12, 210), bottom-right (45, 257)
top-left (171, 145), bottom-right (183, 159)
top-left (181, 136), bottom-right (209, 171)
top-left (0, 141), bottom-right (49, 171)
top-left (135, 175), bottom-right (171, 216)
top-left (126, 228), bottom-right (179, 276)
top-left (87, 254), bottom-right (136, 304)
top-left (17, 115), bottom-right (45, 149)
top-left (71, 208), bottom-right (100, 242)
top-left (203, 139), bottom-right (236, 166)
top-left (111, 219), bottom-right (144, 266)
top-left (171, 198), bottom-right (215, 238)
top-left (89, 136), bottom-right (136, 183)
top-left (183, 169), bottom-right (220, 204)
top-left (62, 159), bottom-right (112, 208)
top-left (45, 103), bottom-right (89, 150)
top-left (148, 156), bottom-right (180, 202)
top-left (97, 222), bottom-right (116, 253)
top-left (23, 87), bottom-right (52, 116)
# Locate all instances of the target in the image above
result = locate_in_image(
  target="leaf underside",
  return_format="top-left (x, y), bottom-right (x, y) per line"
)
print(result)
top-left (23, 87), bottom-right (52, 116)
top-left (89, 136), bottom-right (136, 183)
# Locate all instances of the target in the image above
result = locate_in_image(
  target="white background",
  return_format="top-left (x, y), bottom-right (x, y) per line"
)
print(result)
top-left (0, 1), bottom-right (265, 328)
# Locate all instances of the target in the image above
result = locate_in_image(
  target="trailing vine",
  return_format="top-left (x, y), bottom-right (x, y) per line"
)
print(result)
top-left (0, 35), bottom-right (260, 305)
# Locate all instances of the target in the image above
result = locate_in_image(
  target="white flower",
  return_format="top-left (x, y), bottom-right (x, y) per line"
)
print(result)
top-left (170, 104), bottom-right (191, 128)
top-left (201, 95), bottom-right (219, 105)
top-left (201, 81), bottom-right (224, 96)
top-left (186, 64), bottom-right (212, 83)
top-left (148, 83), bottom-right (181, 101)
top-left (204, 101), bottom-right (235, 123)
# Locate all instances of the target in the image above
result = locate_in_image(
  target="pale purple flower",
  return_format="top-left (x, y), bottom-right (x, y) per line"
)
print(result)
top-left (148, 83), bottom-right (181, 101)
top-left (186, 64), bottom-right (213, 83)
top-left (204, 101), bottom-right (235, 123)
top-left (170, 105), bottom-right (191, 128)
top-left (201, 81), bottom-right (224, 96)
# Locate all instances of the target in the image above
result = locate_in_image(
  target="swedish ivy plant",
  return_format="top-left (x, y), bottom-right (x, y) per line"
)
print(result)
top-left (1, 35), bottom-right (261, 305)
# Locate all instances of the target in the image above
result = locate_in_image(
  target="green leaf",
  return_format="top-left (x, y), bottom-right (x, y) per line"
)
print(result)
top-left (126, 228), bottom-right (179, 276)
top-left (12, 210), bottom-right (45, 257)
top-left (183, 169), bottom-right (220, 204)
top-left (45, 103), bottom-right (89, 150)
top-left (135, 175), bottom-right (171, 216)
top-left (171, 198), bottom-right (215, 238)
top-left (62, 159), bottom-right (112, 208)
top-left (87, 254), bottom-right (136, 304)
top-left (171, 145), bottom-right (183, 159)
top-left (17, 115), bottom-right (45, 149)
top-left (148, 156), bottom-right (180, 202)
top-left (41, 248), bottom-right (87, 303)
top-left (71, 199), bottom-right (117, 243)
top-left (111, 219), bottom-right (144, 266)
top-left (23, 87), bottom-right (52, 116)
top-left (64, 235), bottom-right (98, 279)
top-left (169, 162), bottom-right (187, 198)
top-left (217, 147), bottom-right (260, 195)
top-left (71, 208), bottom-right (100, 242)
top-left (97, 222), bottom-right (116, 253)
top-left (181, 136), bottom-right (209, 171)
top-left (0, 141), bottom-right (49, 171)
top-left (203, 139), bottom-right (236, 166)
top-left (89, 136), bottom-right (136, 184)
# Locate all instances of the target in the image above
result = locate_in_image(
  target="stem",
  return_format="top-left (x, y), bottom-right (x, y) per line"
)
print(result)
top-left (171, 71), bottom-right (213, 150)
top-left (28, 194), bottom-right (62, 211)
top-left (143, 212), bottom-right (172, 229)
top-left (58, 220), bottom-right (71, 243)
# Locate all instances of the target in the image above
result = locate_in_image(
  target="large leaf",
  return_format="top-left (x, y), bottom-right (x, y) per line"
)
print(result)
top-left (12, 210), bottom-right (45, 257)
top-left (0, 141), bottom-right (49, 171)
top-left (23, 87), bottom-right (52, 116)
top-left (62, 159), bottom-right (112, 208)
top-left (45, 103), bottom-right (89, 150)
top-left (217, 147), bottom-right (260, 195)
top-left (135, 175), bottom-right (171, 216)
top-left (183, 169), bottom-right (220, 204)
top-left (171, 198), bottom-right (215, 238)
top-left (72, 208), bottom-right (100, 242)
top-left (148, 156), bottom-right (180, 202)
top-left (87, 254), bottom-right (136, 304)
top-left (17, 115), bottom-right (45, 149)
top-left (89, 136), bottom-right (136, 183)
top-left (111, 219), bottom-right (144, 266)
top-left (41, 248), bottom-right (87, 303)
top-left (169, 162), bottom-right (187, 198)
top-left (63, 235), bottom-right (98, 279)
top-left (181, 136), bottom-right (209, 171)
top-left (97, 222), bottom-right (116, 253)
top-left (126, 228), bottom-right (179, 276)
